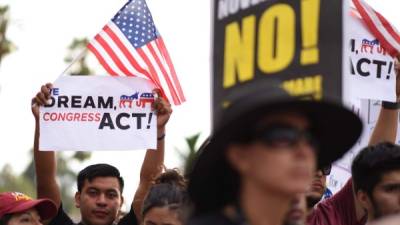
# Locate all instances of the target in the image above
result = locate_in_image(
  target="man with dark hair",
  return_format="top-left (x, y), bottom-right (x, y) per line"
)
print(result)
top-left (306, 105), bottom-right (400, 225)
top-left (307, 91), bottom-right (400, 225)
top-left (31, 84), bottom-right (172, 225)
top-left (76, 164), bottom-right (125, 193)
top-left (306, 60), bottom-right (400, 225)
top-left (352, 142), bottom-right (400, 220)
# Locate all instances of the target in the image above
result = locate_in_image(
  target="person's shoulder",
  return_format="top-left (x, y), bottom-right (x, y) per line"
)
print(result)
top-left (188, 211), bottom-right (236, 225)
top-left (48, 204), bottom-right (76, 225)
top-left (117, 208), bottom-right (138, 225)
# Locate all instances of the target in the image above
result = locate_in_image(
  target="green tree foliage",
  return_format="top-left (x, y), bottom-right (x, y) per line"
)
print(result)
top-left (0, 5), bottom-right (15, 66)
top-left (0, 164), bottom-right (35, 196)
top-left (0, 151), bottom-right (92, 215)
top-left (0, 36), bottom-right (94, 215)
top-left (176, 133), bottom-right (201, 177)
top-left (64, 38), bottom-right (92, 75)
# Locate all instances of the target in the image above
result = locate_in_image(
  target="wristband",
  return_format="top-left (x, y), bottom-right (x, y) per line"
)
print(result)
top-left (157, 134), bottom-right (166, 141)
top-left (382, 101), bottom-right (400, 110)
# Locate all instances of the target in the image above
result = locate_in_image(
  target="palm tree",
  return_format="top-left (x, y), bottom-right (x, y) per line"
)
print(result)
top-left (0, 5), bottom-right (15, 66)
top-left (176, 133), bottom-right (201, 177)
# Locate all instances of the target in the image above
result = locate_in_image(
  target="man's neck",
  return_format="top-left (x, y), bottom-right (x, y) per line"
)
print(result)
top-left (240, 181), bottom-right (292, 225)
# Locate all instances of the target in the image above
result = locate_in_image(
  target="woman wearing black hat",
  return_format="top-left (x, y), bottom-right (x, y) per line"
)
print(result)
top-left (188, 85), bottom-right (362, 225)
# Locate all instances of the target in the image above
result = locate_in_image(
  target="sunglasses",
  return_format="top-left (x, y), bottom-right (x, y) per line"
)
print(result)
top-left (319, 164), bottom-right (332, 176)
top-left (251, 124), bottom-right (318, 150)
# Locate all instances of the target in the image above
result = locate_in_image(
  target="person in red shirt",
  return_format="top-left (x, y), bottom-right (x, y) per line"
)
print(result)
top-left (307, 60), bottom-right (400, 225)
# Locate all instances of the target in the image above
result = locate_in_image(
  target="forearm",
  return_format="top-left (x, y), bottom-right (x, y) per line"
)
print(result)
top-left (33, 120), bottom-right (61, 207)
top-left (132, 126), bottom-right (165, 220)
top-left (139, 126), bottom-right (165, 181)
top-left (369, 107), bottom-right (398, 146)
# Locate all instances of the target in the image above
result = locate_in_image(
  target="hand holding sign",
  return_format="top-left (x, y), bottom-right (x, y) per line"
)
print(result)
top-left (395, 59), bottom-right (400, 101)
top-left (31, 83), bottom-right (53, 121)
top-left (152, 89), bottom-right (172, 131)
top-left (37, 76), bottom-right (162, 151)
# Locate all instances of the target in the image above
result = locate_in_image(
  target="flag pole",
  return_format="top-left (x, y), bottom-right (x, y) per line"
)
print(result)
top-left (58, 48), bottom-right (88, 77)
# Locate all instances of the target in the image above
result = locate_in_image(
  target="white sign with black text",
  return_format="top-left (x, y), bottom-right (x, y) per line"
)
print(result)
top-left (39, 76), bottom-right (157, 151)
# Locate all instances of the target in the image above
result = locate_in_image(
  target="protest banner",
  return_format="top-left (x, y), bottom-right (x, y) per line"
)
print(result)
top-left (345, 9), bottom-right (396, 102)
top-left (212, 0), bottom-right (346, 126)
top-left (328, 99), bottom-right (400, 193)
top-left (39, 76), bottom-right (157, 151)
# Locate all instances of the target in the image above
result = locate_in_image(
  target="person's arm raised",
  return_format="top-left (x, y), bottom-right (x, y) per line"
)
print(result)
top-left (132, 90), bottom-right (172, 221)
top-left (32, 83), bottom-right (61, 210)
top-left (369, 59), bottom-right (400, 145)
top-left (353, 59), bottom-right (400, 221)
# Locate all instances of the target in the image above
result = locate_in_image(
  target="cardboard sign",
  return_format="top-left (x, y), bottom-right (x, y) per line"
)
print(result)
top-left (39, 76), bottom-right (157, 151)
top-left (212, 0), bottom-right (345, 127)
top-left (346, 10), bottom-right (396, 102)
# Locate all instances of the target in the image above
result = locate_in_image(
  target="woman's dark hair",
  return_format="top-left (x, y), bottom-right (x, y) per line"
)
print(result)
top-left (141, 169), bottom-right (188, 219)
top-left (0, 214), bottom-right (12, 225)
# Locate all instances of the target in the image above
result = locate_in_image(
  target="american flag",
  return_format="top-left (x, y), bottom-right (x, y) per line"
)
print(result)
top-left (88, 0), bottom-right (185, 105)
top-left (353, 0), bottom-right (400, 57)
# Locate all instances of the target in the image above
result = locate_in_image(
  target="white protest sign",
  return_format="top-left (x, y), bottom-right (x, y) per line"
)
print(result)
top-left (346, 10), bottom-right (396, 102)
top-left (328, 99), bottom-right (400, 194)
top-left (39, 76), bottom-right (157, 151)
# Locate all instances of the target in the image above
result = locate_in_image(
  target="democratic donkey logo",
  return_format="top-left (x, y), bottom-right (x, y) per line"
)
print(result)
top-left (119, 92), bottom-right (155, 108)
top-left (119, 92), bottom-right (139, 108)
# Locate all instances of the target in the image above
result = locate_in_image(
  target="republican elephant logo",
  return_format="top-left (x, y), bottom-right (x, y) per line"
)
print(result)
top-left (137, 92), bottom-right (155, 108)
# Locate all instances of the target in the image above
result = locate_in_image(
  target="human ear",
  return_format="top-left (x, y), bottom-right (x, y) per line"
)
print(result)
top-left (74, 192), bottom-right (81, 208)
top-left (226, 144), bottom-right (250, 174)
top-left (356, 190), bottom-right (373, 212)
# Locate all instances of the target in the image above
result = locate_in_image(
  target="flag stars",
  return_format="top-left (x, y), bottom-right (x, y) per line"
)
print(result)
top-left (111, 0), bottom-right (158, 48)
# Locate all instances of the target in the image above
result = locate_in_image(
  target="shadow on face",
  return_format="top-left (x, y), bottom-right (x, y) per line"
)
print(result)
top-left (7, 209), bottom-right (42, 225)
top-left (226, 113), bottom-right (317, 196)
top-left (305, 170), bottom-right (327, 209)
top-left (284, 193), bottom-right (307, 225)
top-left (368, 170), bottom-right (400, 220)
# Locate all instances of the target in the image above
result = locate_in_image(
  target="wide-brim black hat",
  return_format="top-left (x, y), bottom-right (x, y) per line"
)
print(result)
top-left (188, 84), bottom-right (363, 214)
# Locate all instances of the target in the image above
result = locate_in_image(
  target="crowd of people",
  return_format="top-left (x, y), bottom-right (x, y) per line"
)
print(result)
top-left (2, 60), bottom-right (400, 225)
top-left (0, 75), bottom-right (399, 225)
